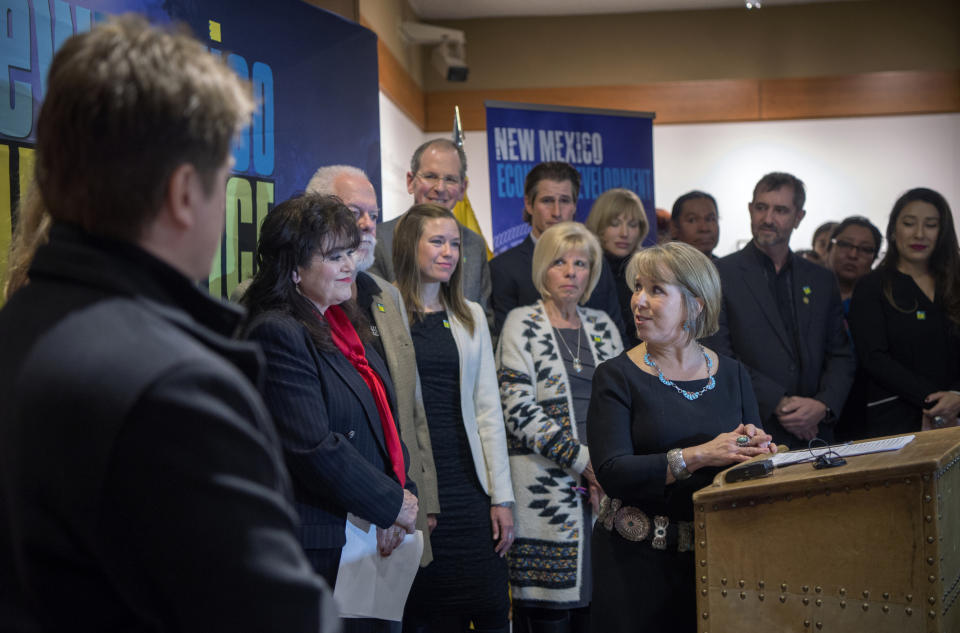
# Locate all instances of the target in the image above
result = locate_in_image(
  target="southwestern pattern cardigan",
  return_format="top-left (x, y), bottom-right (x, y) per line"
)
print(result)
top-left (496, 300), bottom-right (623, 605)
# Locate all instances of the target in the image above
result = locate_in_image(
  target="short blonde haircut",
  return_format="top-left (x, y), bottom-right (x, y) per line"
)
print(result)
top-left (585, 188), bottom-right (649, 253)
top-left (625, 241), bottom-right (721, 341)
top-left (532, 222), bottom-right (602, 305)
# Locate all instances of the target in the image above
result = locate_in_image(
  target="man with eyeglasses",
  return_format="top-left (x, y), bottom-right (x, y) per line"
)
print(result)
top-left (825, 216), bottom-right (883, 313)
top-left (306, 164), bottom-right (441, 566)
top-left (704, 172), bottom-right (855, 449)
top-left (370, 139), bottom-right (492, 320)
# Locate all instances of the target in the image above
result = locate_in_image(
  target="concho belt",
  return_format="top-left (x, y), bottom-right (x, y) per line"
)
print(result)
top-left (597, 497), bottom-right (694, 552)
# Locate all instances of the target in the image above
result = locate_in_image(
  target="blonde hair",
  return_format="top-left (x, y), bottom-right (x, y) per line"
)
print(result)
top-left (585, 188), bottom-right (649, 253)
top-left (532, 222), bottom-right (602, 305)
top-left (625, 242), bottom-right (721, 341)
top-left (393, 203), bottom-right (475, 335)
top-left (4, 180), bottom-right (51, 301)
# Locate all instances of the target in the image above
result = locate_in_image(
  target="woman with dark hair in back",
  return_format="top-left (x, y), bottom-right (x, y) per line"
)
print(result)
top-left (393, 203), bottom-right (515, 633)
top-left (242, 193), bottom-right (418, 633)
top-left (847, 188), bottom-right (960, 437)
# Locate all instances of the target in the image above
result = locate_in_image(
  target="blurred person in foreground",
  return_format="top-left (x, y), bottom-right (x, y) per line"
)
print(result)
top-left (497, 222), bottom-right (623, 633)
top-left (0, 16), bottom-right (336, 632)
top-left (588, 242), bottom-right (776, 633)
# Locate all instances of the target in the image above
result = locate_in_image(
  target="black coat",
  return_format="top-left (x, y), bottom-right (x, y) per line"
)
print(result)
top-left (703, 243), bottom-right (855, 448)
top-left (0, 224), bottom-right (331, 632)
top-left (243, 310), bottom-right (412, 557)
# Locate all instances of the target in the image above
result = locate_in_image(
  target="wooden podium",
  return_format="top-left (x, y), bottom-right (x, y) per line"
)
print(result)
top-left (692, 427), bottom-right (960, 633)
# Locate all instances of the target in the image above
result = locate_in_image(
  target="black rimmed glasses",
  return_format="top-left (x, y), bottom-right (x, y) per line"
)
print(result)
top-left (831, 238), bottom-right (876, 257)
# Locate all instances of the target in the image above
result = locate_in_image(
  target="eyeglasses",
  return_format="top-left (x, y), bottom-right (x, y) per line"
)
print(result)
top-left (831, 238), bottom-right (876, 257)
top-left (415, 172), bottom-right (462, 189)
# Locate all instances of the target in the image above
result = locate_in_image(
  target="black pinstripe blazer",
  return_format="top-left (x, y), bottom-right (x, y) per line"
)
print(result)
top-left (244, 310), bottom-right (409, 551)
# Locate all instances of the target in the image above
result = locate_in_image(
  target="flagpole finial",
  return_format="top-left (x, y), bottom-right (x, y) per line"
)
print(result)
top-left (453, 105), bottom-right (464, 148)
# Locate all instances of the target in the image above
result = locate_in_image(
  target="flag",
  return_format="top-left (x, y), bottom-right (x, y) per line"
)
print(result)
top-left (451, 105), bottom-right (493, 260)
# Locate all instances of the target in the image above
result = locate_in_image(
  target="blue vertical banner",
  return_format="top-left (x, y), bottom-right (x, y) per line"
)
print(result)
top-left (0, 0), bottom-right (380, 300)
top-left (485, 101), bottom-right (655, 254)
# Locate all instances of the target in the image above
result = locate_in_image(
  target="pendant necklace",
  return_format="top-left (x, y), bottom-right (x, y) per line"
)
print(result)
top-left (643, 343), bottom-right (716, 400)
top-left (553, 324), bottom-right (584, 373)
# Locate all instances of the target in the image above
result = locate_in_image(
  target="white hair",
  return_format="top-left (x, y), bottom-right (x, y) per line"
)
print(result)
top-left (305, 164), bottom-right (368, 195)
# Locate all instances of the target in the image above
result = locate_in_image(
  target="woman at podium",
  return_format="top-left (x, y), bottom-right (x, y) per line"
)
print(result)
top-left (586, 243), bottom-right (777, 633)
top-left (848, 187), bottom-right (960, 437)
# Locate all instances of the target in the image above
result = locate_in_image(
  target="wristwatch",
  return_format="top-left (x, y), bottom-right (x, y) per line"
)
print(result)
top-left (667, 448), bottom-right (692, 481)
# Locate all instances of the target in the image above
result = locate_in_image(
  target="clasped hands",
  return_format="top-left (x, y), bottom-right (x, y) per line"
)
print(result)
top-left (379, 488), bottom-right (418, 557)
top-left (777, 396), bottom-right (827, 441)
top-left (922, 390), bottom-right (960, 429)
top-left (690, 423), bottom-right (778, 469)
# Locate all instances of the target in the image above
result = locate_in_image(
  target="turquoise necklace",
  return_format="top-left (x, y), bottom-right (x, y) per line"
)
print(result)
top-left (643, 344), bottom-right (716, 401)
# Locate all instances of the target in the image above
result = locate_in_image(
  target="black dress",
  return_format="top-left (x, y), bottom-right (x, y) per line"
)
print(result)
top-left (604, 251), bottom-right (639, 348)
top-left (846, 268), bottom-right (960, 439)
top-left (404, 312), bottom-right (509, 627)
top-left (586, 352), bottom-right (760, 633)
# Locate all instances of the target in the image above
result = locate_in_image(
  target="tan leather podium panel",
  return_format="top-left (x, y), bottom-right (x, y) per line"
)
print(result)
top-left (692, 427), bottom-right (960, 633)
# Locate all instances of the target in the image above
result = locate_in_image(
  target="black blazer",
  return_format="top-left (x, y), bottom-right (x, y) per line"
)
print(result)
top-left (0, 225), bottom-right (331, 632)
top-left (489, 234), bottom-right (627, 337)
top-left (703, 244), bottom-right (855, 447)
top-left (244, 311), bottom-right (410, 551)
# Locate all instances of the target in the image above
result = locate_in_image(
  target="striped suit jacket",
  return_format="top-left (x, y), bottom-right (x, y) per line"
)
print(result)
top-left (244, 310), bottom-right (410, 551)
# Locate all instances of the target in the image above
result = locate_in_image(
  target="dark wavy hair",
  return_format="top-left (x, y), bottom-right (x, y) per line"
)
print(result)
top-left (877, 187), bottom-right (960, 328)
top-left (241, 193), bottom-right (368, 351)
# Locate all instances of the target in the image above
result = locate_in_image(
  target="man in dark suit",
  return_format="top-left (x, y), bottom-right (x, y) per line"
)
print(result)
top-left (489, 161), bottom-right (626, 337)
top-left (370, 139), bottom-right (491, 321)
top-left (307, 164), bottom-right (440, 565)
top-left (704, 172), bottom-right (855, 449)
top-left (0, 17), bottom-right (335, 632)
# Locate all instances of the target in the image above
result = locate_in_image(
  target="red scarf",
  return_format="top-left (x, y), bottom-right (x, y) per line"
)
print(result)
top-left (324, 305), bottom-right (406, 487)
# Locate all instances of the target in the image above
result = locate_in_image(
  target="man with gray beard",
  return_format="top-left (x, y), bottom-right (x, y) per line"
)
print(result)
top-left (306, 166), bottom-right (440, 565)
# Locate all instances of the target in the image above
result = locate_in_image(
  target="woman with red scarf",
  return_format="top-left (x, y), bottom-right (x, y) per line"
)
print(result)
top-left (242, 194), bottom-right (418, 633)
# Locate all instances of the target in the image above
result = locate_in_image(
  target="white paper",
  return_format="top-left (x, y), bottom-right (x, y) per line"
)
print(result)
top-left (770, 435), bottom-right (915, 467)
top-left (332, 514), bottom-right (424, 621)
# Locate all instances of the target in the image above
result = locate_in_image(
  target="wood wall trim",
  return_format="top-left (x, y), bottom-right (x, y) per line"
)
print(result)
top-left (371, 24), bottom-right (426, 129)
top-left (759, 71), bottom-right (960, 120)
top-left (424, 70), bottom-right (960, 132)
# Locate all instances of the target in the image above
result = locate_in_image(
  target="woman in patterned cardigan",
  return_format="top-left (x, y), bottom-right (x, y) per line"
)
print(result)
top-left (496, 222), bottom-right (623, 633)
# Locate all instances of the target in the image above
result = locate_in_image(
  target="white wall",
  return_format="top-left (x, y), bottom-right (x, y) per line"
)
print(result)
top-left (653, 113), bottom-right (960, 257)
top-left (378, 92), bottom-right (426, 221)
top-left (378, 95), bottom-right (960, 258)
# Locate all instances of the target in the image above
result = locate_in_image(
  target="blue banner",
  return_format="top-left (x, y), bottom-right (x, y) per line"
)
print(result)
top-left (485, 101), bottom-right (655, 254)
top-left (0, 0), bottom-right (380, 299)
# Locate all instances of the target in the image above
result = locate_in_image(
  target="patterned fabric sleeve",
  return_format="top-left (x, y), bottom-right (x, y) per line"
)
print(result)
top-left (496, 307), bottom-right (590, 474)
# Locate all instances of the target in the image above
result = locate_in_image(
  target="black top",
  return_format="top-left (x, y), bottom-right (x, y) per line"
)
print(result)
top-left (587, 352), bottom-right (760, 519)
top-left (848, 268), bottom-right (960, 427)
top-left (746, 241), bottom-right (800, 368)
top-left (0, 223), bottom-right (329, 632)
top-left (554, 325), bottom-right (596, 443)
top-left (604, 251), bottom-right (639, 348)
top-left (407, 311), bottom-right (507, 614)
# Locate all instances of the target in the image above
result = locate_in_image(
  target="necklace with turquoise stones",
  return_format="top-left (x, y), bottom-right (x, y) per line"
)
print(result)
top-left (643, 344), bottom-right (716, 401)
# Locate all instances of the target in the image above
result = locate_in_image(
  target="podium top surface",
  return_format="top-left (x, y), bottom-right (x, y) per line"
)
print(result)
top-left (693, 427), bottom-right (960, 504)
